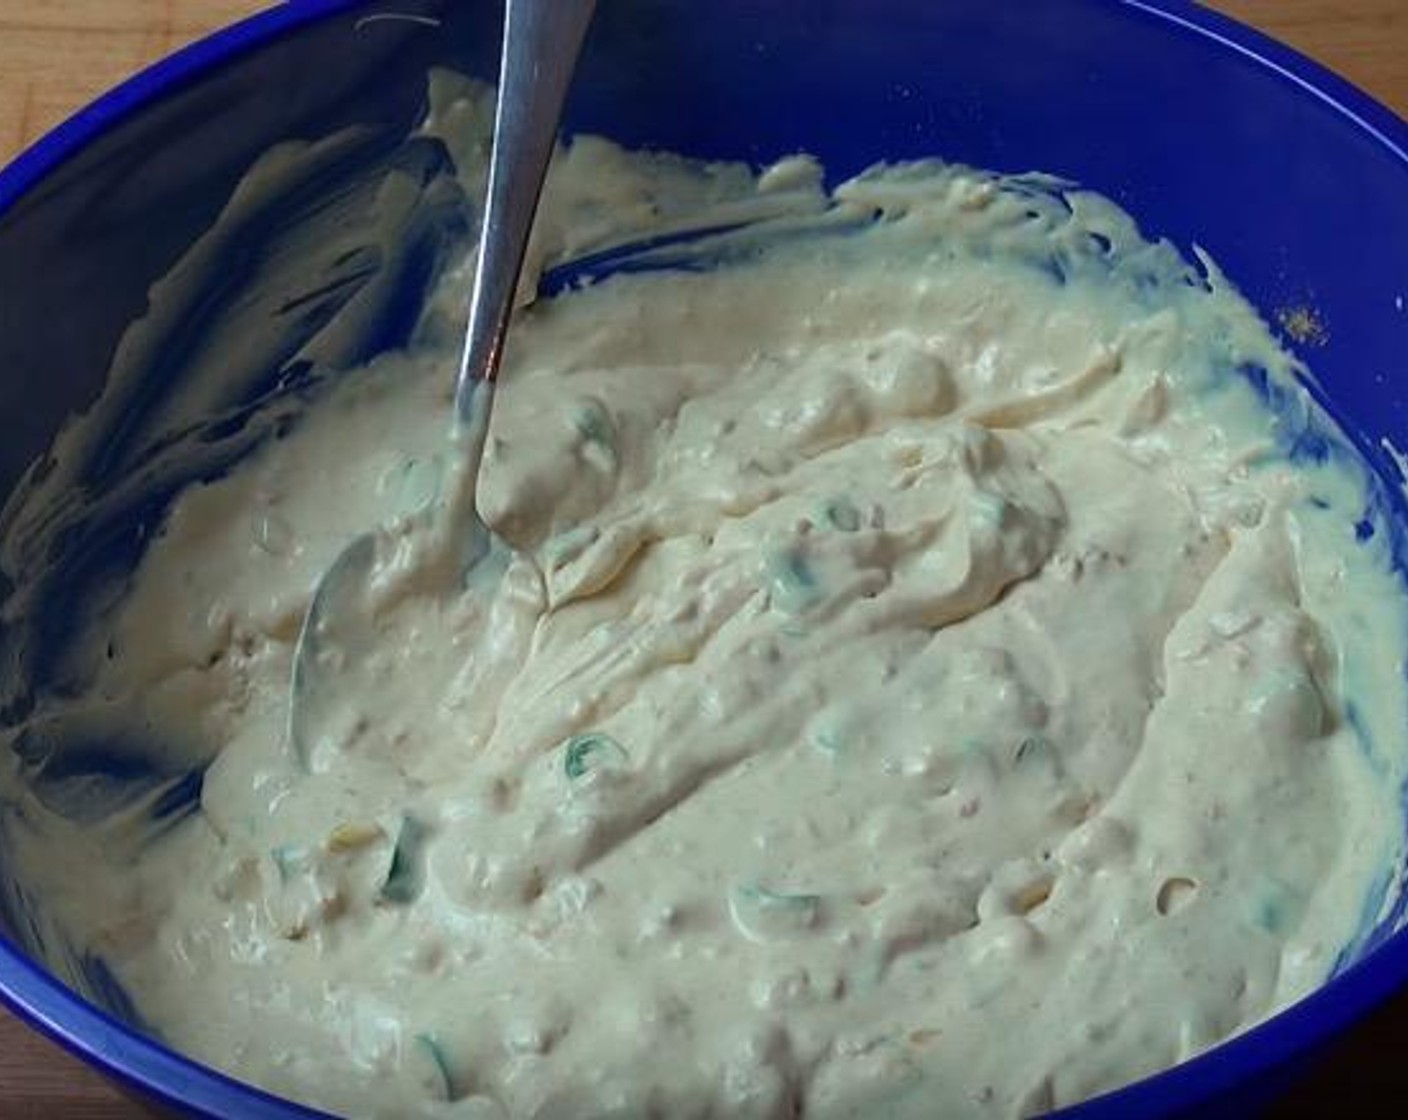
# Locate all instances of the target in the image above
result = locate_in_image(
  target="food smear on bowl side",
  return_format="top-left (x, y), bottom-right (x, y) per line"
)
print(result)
top-left (2, 76), bottom-right (1407, 1119)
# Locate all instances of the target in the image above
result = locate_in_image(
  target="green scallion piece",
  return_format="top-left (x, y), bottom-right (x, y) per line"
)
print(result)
top-left (563, 732), bottom-right (628, 780)
top-left (729, 883), bottom-right (824, 943)
top-left (572, 401), bottom-right (615, 450)
top-left (381, 815), bottom-right (428, 905)
top-left (823, 497), bottom-right (862, 532)
top-left (769, 546), bottom-right (822, 614)
top-left (270, 845), bottom-right (304, 884)
top-left (411, 1032), bottom-right (454, 1101)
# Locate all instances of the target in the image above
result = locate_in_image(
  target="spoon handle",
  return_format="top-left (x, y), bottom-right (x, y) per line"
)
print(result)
top-left (455, 0), bottom-right (597, 428)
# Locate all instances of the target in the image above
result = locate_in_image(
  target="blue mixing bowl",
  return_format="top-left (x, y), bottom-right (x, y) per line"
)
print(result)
top-left (1, 1), bottom-right (1407, 1116)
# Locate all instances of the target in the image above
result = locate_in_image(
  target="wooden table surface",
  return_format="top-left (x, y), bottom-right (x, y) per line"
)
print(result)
top-left (0, 1), bottom-right (1405, 1116)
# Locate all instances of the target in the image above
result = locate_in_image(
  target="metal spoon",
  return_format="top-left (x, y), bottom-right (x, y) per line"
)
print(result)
top-left (288, 0), bottom-right (597, 765)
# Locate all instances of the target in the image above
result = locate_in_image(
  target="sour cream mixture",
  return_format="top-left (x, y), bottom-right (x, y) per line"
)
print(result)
top-left (2, 78), bottom-right (1407, 1118)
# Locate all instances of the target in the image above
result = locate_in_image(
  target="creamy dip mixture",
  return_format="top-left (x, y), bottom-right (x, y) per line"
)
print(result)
top-left (2, 77), bottom-right (1407, 1119)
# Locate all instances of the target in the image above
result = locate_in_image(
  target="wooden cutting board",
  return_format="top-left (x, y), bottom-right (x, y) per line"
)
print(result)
top-left (0, 1), bottom-right (1404, 1116)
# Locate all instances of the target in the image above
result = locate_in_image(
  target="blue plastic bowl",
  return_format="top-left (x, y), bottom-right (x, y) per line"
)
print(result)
top-left (2, 1), bottom-right (1407, 1116)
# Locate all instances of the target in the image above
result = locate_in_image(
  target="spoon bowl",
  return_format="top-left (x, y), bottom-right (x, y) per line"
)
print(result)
top-left (287, 0), bottom-right (596, 765)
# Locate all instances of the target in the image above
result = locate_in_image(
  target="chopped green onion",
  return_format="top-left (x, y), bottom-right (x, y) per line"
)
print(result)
top-left (1014, 735), bottom-right (1055, 764)
top-left (769, 546), bottom-right (821, 614)
top-left (381, 815), bottom-right (429, 905)
top-left (270, 845), bottom-right (304, 884)
top-left (822, 497), bottom-right (862, 532)
top-left (563, 732), bottom-right (629, 780)
top-left (809, 720), bottom-right (844, 755)
top-left (1014, 735), bottom-right (1065, 781)
top-left (572, 401), bottom-right (615, 450)
top-left (410, 1032), bottom-right (454, 1101)
top-left (729, 883), bottom-right (824, 943)
top-left (1251, 876), bottom-right (1302, 935)
top-left (970, 489), bottom-right (1008, 525)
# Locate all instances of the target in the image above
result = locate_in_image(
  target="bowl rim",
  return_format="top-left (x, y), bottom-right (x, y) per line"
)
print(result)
top-left (2, 1), bottom-right (1408, 1117)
